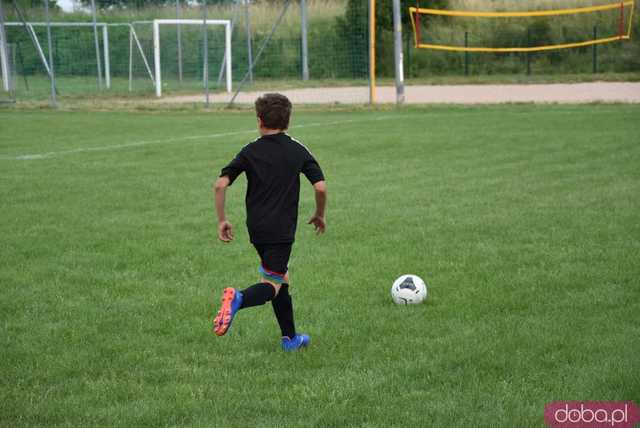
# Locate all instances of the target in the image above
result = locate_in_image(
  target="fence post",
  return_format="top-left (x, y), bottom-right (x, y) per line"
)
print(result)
top-left (176, 0), bottom-right (182, 82)
top-left (300, 0), bottom-right (309, 81)
top-left (406, 33), bottom-right (411, 78)
top-left (392, 0), bottom-right (405, 105)
top-left (202, 0), bottom-right (210, 106)
top-left (244, 0), bottom-right (253, 83)
top-left (464, 31), bottom-right (469, 76)
top-left (90, 0), bottom-right (103, 89)
top-left (592, 26), bottom-right (598, 74)
top-left (526, 29), bottom-right (531, 76)
top-left (44, 0), bottom-right (57, 107)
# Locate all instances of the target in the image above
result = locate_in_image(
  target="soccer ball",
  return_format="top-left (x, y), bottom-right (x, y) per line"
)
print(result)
top-left (391, 274), bottom-right (427, 305)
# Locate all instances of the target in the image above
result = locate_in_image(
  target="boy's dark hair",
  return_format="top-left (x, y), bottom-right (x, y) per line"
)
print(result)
top-left (255, 93), bottom-right (292, 130)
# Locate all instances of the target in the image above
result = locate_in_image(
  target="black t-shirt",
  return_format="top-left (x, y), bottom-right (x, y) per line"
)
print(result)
top-left (220, 132), bottom-right (325, 244)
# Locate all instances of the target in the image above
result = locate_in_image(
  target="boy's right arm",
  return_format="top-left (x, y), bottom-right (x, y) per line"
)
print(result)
top-left (214, 176), bottom-right (234, 242)
top-left (308, 180), bottom-right (327, 235)
top-left (216, 149), bottom-right (247, 243)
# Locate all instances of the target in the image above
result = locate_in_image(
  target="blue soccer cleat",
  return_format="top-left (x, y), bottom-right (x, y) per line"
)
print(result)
top-left (213, 288), bottom-right (243, 336)
top-left (281, 334), bottom-right (310, 351)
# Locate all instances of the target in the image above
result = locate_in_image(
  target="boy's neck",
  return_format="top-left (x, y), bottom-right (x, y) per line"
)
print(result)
top-left (260, 128), bottom-right (285, 136)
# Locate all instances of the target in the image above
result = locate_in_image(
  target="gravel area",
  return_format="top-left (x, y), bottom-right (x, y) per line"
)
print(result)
top-left (159, 82), bottom-right (640, 105)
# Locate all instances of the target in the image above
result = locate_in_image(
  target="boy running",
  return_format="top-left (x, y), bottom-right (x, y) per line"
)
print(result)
top-left (212, 93), bottom-right (327, 351)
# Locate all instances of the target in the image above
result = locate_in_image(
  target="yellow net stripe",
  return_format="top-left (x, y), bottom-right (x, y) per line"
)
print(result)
top-left (410, 1), bottom-right (635, 52)
top-left (409, 1), bottom-right (634, 18)
top-left (417, 35), bottom-right (630, 53)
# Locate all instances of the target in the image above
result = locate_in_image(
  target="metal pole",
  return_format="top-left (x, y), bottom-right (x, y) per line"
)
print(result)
top-left (464, 31), bottom-right (469, 76)
top-left (368, 0), bottom-right (375, 104)
top-left (526, 29), bottom-right (531, 76)
top-left (11, 2), bottom-right (52, 79)
top-left (203, 0), bottom-right (210, 106)
top-left (128, 26), bottom-right (133, 91)
top-left (392, 0), bottom-right (404, 105)
top-left (28, 23), bottom-right (51, 76)
top-left (225, 21), bottom-right (231, 93)
top-left (405, 32), bottom-right (411, 78)
top-left (90, 0), bottom-right (103, 89)
top-left (43, 0), bottom-right (56, 106)
top-left (245, 0), bottom-right (253, 82)
top-left (228, 0), bottom-right (291, 107)
top-left (176, 0), bottom-right (182, 82)
top-left (154, 20), bottom-right (161, 96)
top-left (102, 25), bottom-right (110, 89)
top-left (0, 0), bottom-right (11, 92)
top-left (217, 1), bottom-right (239, 87)
top-left (300, 0), bottom-right (309, 81)
top-left (593, 26), bottom-right (598, 74)
top-left (131, 25), bottom-right (154, 84)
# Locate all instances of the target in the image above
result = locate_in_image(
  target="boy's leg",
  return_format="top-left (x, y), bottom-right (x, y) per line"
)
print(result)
top-left (254, 243), bottom-right (298, 339)
top-left (213, 243), bottom-right (290, 336)
top-left (272, 282), bottom-right (296, 339)
top-left (241, 243), bottom-right (291, 307)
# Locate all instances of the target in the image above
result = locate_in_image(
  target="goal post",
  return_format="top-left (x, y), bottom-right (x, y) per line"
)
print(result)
top-left (152, 19), bottom-right (231, 97)
top-left (0, 0), bottom-right (11, 92)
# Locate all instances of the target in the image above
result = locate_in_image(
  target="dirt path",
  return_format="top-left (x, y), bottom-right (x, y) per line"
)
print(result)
top-left (161, 82), bottom-right (640, 105)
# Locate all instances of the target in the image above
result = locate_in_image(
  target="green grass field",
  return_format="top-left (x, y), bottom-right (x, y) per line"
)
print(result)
top-left (1, 105), bottom-right (639, 426)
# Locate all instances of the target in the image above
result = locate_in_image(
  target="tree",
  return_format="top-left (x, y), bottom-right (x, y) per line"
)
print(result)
top-left (78, 0), bottom-right (230, 10)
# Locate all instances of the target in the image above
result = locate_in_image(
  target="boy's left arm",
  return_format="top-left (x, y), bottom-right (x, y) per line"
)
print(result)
top-left (301, 154), bottom-right (327, 235)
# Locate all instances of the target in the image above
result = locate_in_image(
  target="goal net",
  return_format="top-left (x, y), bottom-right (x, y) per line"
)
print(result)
top-left (4, 22), bottom-right (110, 98)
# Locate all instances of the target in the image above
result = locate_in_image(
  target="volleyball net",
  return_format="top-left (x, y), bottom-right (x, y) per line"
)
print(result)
top-left (410, 1), bottom-right (636, 53)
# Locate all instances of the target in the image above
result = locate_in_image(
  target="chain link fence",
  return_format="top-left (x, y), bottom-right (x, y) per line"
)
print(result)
top-left (0, 0), bottom-right (638, 105)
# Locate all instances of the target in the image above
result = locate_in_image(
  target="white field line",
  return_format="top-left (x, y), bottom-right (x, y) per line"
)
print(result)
top-left (0, 115), bottom-right (401, 161)
top-left (0, 107), bottom-right (625, 161)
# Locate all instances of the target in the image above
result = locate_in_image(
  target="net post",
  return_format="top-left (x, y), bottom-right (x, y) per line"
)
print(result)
top-left (593, 26), bottom-right (598, 73)
top-left (619, 2), bottom-right (625, 38)
top-left (415, 3), bottom-right (420, 47)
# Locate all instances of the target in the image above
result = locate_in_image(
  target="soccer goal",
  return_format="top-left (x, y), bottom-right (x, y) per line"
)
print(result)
top-left (5, 21), bottom-right (111, 91)
top-left (152, 19), bottom-right (231, 97)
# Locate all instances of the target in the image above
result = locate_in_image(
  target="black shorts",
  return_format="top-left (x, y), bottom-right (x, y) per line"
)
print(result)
top-left (253, 243), bottom-right (292, 284)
